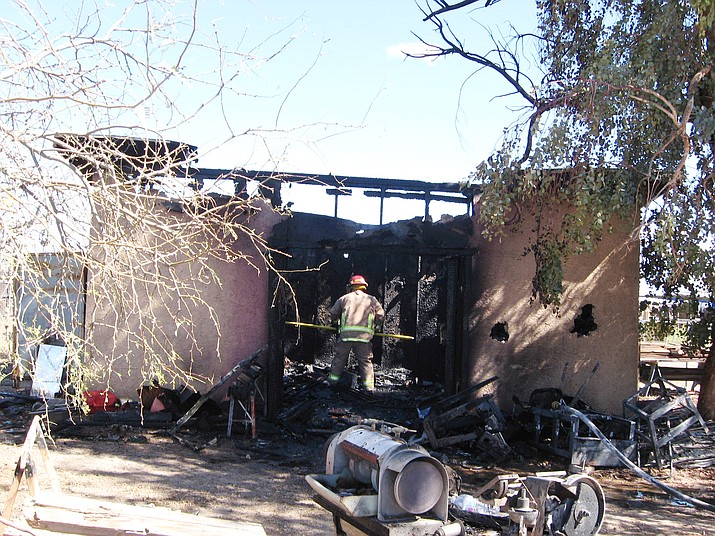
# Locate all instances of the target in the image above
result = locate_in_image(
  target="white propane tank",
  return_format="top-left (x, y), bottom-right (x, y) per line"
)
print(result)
top-left (324, 425), bottom-right (449, 522)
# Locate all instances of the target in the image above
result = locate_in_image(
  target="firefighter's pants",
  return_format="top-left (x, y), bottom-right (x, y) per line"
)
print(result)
top-left (329, 339), bottom-right (374, 390)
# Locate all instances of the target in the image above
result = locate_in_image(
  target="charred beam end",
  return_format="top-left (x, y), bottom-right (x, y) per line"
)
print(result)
top-left (326, 188), bottom-right (353, 196)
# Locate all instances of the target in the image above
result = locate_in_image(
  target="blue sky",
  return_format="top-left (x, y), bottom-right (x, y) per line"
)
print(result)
top-left (164, 1), bottom-right (539, 221)
top-left (6, 1), bottom-right (538, 223)
top-left (186, 2), bottom-right (538, 178)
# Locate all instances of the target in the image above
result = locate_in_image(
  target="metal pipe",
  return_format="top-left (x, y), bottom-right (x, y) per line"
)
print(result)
top-left (560, 403), bottom-right (715, 513)
top-left (433, 521), bottom-right (464, 536)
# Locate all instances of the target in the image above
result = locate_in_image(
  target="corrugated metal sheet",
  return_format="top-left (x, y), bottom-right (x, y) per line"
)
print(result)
top-left (15, 253), bottom-right (85, 368)
top-left (0, 273), bottom-right (13, 359)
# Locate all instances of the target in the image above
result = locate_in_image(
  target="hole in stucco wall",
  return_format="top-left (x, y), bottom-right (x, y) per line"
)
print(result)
top-left (490, 321), bottom-right (509, 342)
top-left (571, 304), bottom-right (597, 337)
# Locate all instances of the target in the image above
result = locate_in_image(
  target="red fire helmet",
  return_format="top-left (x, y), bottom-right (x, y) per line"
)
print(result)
top-left (350, 275), bottom-right (368, 287)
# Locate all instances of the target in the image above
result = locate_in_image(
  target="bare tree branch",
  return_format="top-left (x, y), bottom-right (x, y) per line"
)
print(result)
top-left (0, 0), bottom-right (308, 405)
top-left (422, 0), bottom-right (502, 22)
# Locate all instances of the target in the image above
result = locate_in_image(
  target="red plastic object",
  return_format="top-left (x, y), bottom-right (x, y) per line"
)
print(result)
top-left (83, 390), bottom-right (121, 414)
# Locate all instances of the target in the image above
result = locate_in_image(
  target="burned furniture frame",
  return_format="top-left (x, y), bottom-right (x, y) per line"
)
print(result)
top-left (418, 376), bottom-right (511, 459)
top-left (226, 361), bottom-right (264, 439)
top-left (623, 374), bottom-right (709, 469)
top-left (529, 406), bottom-right (637, 468)
top-left (170, 346), bottom-right (266, 437)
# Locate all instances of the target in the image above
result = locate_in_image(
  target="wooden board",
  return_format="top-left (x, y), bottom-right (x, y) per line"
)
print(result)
top-left (20, 492), bottom-right (266, 536)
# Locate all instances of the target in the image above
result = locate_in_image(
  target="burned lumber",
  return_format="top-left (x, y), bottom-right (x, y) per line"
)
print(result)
top-left (418, 378), bottom-right (503, 453)
top-left (23, 493), bottom-right (266, 535)
top-left (474, 431), bottom-right (512, 462)
top-left (417, 375), bottom-right (498, 417)
top-left (170, 345), bottom-right (266, 434)
top-left (0, 391), bottom-right (41, 402)
top-left (422, 392), bottom-right (508, 457)
top-left (278, 399), bottom-right (317, 427)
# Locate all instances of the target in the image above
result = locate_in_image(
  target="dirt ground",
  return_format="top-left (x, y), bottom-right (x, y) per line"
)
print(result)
top-left (1, 412), bottom-right (714, 536)
top-left (0, 417), bottom-right (334, 535)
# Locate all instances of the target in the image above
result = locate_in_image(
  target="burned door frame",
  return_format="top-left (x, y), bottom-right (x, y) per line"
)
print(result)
top-left (266, 213), bottom-right (474, 419)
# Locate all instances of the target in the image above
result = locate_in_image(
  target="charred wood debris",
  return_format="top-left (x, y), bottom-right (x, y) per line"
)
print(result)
top-left (1, 362), bottom-right (714, 472)
top-left (278, 362), bottom-right (715, 472)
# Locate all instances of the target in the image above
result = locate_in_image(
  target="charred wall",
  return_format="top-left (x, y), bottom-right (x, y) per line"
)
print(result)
top-left (267, 213), bottom-right (474, 414)
top-left (467, 203), bottom-right (639, 416)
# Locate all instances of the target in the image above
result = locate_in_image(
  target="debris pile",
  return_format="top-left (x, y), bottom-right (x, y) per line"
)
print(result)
top-left (3, 346), bottom-right (715, 535)
top-left (278, 362), bottom-right (715, 478)
top-left (513, 388), bottom-right (638, 470)
top-left (624, 374), bottom-right (713, 469)
top-left (416, 376), bottom-right (511, 463)
top-left (278, 361), bottom-right (430, 438)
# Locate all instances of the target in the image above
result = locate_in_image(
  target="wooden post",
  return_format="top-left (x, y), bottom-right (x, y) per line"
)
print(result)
top-left (3, 415), bottom-right (61, 520)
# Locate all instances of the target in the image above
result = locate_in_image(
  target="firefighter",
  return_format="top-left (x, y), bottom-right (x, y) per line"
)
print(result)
top-left (327, 275), bottom-right (385, 392)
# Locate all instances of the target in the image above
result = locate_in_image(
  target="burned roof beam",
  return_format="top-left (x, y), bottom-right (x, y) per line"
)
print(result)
top-left (284, 244), bottom-right (476, 255)
top-left (363, 189), bottom-right (471, 223)
top-left (54, 134), bottom-right (198, 180)
top-left (362, 190), bottom-right (471, 204)
top-left (53, 134), bottom-right (478, 199)
top-left (325, 188), bottom-right (353, 218)
top-left (186, 168), bottom-right (476, 196)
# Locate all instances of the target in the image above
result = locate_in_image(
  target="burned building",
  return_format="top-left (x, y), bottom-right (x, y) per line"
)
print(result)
top-left (6, 135), bottom-right (639, 419)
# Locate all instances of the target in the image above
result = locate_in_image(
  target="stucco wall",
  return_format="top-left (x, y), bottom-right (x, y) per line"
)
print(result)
top-left (85, 198), bottom-right (285, 399)
top-left (468, 203), bottom-right (640, 415)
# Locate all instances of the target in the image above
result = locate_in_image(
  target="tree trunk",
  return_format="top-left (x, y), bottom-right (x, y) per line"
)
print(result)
top-left (696, 17), bottom-right (715, 421)
top-left (696, 337), bottom-right (715, 420)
